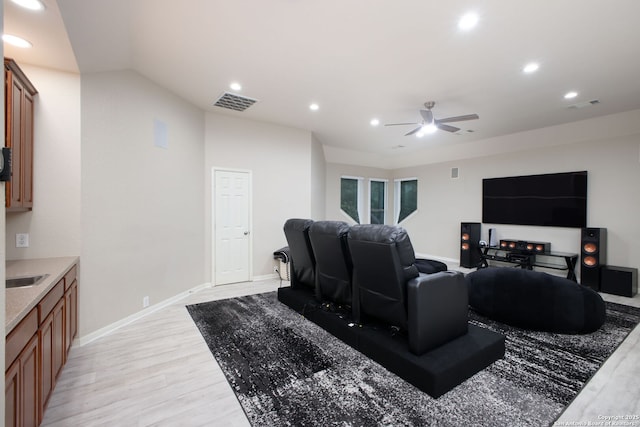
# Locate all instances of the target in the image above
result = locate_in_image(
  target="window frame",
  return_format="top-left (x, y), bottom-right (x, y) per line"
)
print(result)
top-left (394, 177), bottom-right (418, 224)
top-left (368, 178), bottom-right (388, 225)
top-left (340, 176), bottom-right (364, 224)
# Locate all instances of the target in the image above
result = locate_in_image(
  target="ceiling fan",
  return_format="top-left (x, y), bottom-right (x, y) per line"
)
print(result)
top-left (385, 101), bottom-right (479, 136)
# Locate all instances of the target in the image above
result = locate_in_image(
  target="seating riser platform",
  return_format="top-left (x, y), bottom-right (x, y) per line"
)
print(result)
top-left (277, 286), bottom-right (505, 398)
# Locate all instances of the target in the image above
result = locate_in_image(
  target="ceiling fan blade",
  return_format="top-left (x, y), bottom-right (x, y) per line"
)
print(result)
top-left (436, 113), bottom-right (479, 124)
top-left (405, 126), bottom-right (423, 136)
top-left (384, 122), bottom-right (420, 127)
top-left (438, 123), bottom-right (460, 133)
top-left (419, 109), bottom-right (433, 123)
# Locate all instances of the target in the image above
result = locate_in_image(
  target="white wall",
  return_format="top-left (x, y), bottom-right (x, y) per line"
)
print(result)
top-left (3, 66), bottom-right (325, 337)
top-left (325, 112), bottom-right (640, 276)
top-left (393, 131), bottom-right (640, 270)
top-left (204, 113), bottom-right (316, 280)
top-left (6, 65), bottom-right (81, 260)
top-left (80, 70), bottom-right (205, 335)
top-left (310, 134), bottom-right (326, 220)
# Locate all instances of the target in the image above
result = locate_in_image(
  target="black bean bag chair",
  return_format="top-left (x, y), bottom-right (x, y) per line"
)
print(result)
top-left (466, 268), bottom-right (606, 334)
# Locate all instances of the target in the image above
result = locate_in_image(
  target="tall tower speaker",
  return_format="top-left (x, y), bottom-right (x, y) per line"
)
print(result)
top-left (460, 222), bottom-right (481, 268)
top-left (580, 227), bottom-right (607, 290)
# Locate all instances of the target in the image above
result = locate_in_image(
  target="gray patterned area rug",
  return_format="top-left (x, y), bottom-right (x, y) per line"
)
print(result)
top-left (186, 292), bottom-right (640, 427)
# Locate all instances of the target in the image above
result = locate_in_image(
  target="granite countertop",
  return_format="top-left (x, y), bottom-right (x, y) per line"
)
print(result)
top-left (6, 256), bottom-right (79, 335)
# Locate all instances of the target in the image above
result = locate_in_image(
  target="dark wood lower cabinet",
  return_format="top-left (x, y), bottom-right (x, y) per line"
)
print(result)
top-left (22, 335), bottom-right (39, 427)
top-left (40, 294), bottom-right (66, 419)
top-left (53, 298), bottom-right (65, 381)
top-left (39, 309), bottom-right (54, 417)
top-left (5, 262), bottom-right (78, 427)
top-left (65, 280), bottom-right (78, 357)
top-left (5, 356), bottom-right (20, 427)
top-left (5, 334), bottom-right (39, 427)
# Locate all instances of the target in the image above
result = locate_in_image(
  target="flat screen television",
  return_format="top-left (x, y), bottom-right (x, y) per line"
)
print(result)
top-left (482, 171), bottom-right (587, 228)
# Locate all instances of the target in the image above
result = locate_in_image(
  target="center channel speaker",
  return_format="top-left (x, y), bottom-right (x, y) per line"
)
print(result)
top-left (460, 222), bottom-right (481, 268)
top-left (516, 240), bottom-right (551, 254)
top-left (581, 227), bottom-right (607, 291)
top-left (498, 239), bottom-right (550, 254)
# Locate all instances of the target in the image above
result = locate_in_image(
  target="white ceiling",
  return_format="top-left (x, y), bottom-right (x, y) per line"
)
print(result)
top-left (5, 0), bottom-right (640, 166)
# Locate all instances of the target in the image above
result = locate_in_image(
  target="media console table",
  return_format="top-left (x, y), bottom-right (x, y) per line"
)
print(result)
top-left (478, 246), bottom-right (579, 282)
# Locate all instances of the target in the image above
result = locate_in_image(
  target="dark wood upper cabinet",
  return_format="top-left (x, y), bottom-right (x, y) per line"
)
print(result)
top-left (5, 58), bottom-right (38, 211)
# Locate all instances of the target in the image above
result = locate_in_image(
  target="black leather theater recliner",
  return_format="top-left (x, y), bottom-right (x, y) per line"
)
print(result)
top-left (348, 224), bottom-right (469, 355)
top-left (283, 219), bottom-right (316, 291)
top-left (279, 220), bottom-right (507, 397)
top-left (308, 221), bottom-right (353, 306)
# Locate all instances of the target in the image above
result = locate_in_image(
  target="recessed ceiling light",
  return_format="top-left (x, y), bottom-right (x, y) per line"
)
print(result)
top-left (564, 91), bottom-right (578, 99)
top-left (370, 118), bottom-right (380, 126)
top-left (309, 103), bottom-right (319, 111)
top-left (229, 82), bottom-right (242, 91)
top-left (2, 34), bottom-right (33, 48)
top-left (458, 12), bottom-right (479, 31)
top-left (523, 63), bottom-right (539, 74)
top-left (10, 0), bottom-right (45, 11)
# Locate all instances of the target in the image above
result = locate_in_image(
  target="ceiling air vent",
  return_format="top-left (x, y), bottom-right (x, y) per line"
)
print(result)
top-left (567, 99), bottom-right (601, 109)
top-left (213, 92), bottom-right (258, 112)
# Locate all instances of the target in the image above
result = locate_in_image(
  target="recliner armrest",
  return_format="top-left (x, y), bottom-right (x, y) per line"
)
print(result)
top-left (407, 271), bottom-right (468, 355)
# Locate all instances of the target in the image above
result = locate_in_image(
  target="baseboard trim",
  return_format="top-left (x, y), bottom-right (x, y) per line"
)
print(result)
top-left (253, 273), bottom-right (279, 282)
top-left (77, 282), bottom-right (212, 347)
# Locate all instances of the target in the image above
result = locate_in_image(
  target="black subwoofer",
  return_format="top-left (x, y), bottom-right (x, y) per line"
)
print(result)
top-left (601, 266), bottom-right (637, 297)
top-left (580, 227), bottom-right (607, 290)
top-left (460, 222), bottom-right (481, 268)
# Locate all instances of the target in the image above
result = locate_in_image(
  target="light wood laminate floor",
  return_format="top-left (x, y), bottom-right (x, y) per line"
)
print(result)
top-left (41, 278), bottom-right (640, 427)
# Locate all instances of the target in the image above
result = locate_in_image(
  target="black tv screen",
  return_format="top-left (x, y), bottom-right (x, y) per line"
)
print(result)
top-left (482, 171), bottom-right (587, 228)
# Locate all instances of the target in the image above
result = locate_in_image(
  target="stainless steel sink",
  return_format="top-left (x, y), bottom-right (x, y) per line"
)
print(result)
top-left (6, 274), bottom-right (49, 289)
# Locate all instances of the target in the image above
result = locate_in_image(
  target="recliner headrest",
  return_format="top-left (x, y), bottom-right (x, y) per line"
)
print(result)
top-left (348, 224), bottom-right (418, 278)
top-left (309, 220), bottom-right (350, 237)
top-left (284, 218), bottom-right (314, 233)
top-left (348, 224), bottom-right (406, 243)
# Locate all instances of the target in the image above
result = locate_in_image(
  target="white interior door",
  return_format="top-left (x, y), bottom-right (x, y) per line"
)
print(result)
top-left (213, 169), bottom-right (251, 285)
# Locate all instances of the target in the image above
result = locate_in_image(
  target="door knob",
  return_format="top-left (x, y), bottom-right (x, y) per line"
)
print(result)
top-left (244, 231), bottom-right (250, 235)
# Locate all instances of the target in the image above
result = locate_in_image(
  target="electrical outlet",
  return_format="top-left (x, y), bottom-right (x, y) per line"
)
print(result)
top-left (143, 296), bottom-right (150, 308)
top-left (16, 233), bottom-right (29, 248)
top-left (273, 266), bottom-right (279, 273)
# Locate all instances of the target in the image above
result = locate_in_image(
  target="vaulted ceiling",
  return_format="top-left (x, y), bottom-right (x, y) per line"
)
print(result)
top-left (5, 0), bottom-right (640, 167)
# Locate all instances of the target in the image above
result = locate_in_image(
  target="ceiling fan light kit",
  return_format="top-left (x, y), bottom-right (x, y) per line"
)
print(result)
top-left (385, 101), bottom-right (479, 137)
top-left (417, 123), bottom-right (438, 137)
